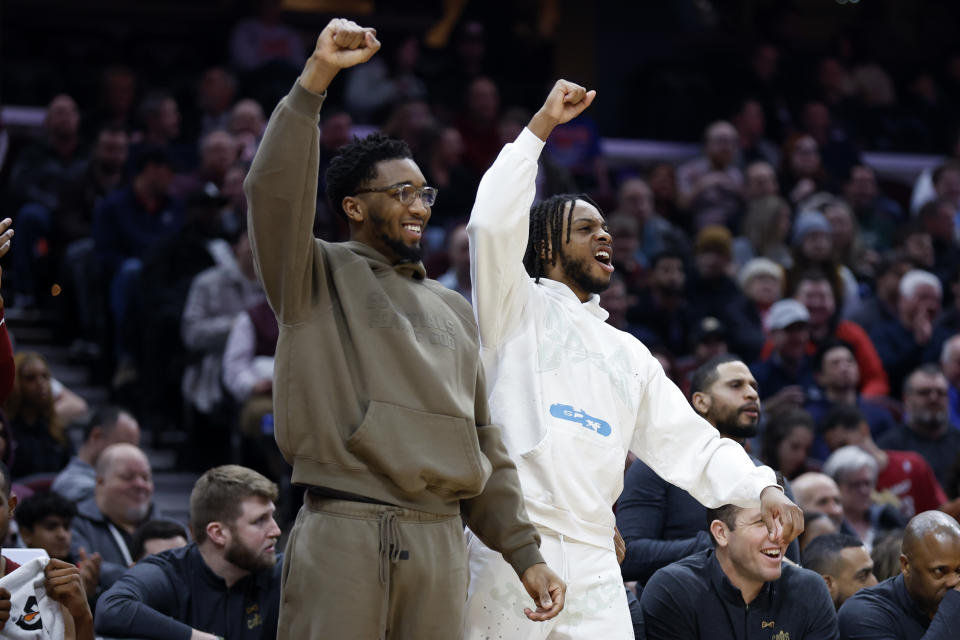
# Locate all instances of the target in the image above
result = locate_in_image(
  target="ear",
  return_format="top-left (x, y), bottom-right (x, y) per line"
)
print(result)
top-left (900, 553), bottom-right (909, 577)
top-left (206, 521), bottom-right (229, 547)
top-left (341, 196), bottom-right (365, 224)
top-left (823, 574), bottom-right (838, 601)
top-left (692, 392), bottom-right (712, 416)
top-left (7, 494), bottom-right (17, 517)
top-left (709, 520), bottom-right (728, 548)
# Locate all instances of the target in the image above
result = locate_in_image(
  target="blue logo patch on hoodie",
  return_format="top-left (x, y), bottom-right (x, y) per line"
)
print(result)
top-left (549, 404), bottom-right (611, 437)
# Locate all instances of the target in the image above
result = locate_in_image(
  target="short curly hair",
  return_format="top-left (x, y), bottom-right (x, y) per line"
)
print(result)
top-left (325, 133), bottom-right (413, 220)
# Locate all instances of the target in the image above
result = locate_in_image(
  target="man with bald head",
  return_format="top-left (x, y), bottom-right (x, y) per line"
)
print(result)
top-left (839, 511), bottom-right (960, 638)
top-left (71, 443), bottom-right (155, 592)
top-left (793, 472), bottom-right (850, 533)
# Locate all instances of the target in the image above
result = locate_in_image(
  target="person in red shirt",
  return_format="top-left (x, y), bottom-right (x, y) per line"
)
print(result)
top-left (822, 405), bottom-right (947, 518)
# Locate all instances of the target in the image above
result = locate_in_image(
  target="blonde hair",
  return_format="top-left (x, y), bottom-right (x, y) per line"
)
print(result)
top-left (4, 352), bottom-right (66, 446)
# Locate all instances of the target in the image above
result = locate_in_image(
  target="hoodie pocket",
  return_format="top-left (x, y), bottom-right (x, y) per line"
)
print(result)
top-left (346, 400), bottom-right (492, 496)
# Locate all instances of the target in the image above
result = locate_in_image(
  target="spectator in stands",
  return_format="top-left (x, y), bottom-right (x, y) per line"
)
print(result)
top-left (436, 223), bottom-right (471, 301)
top-left (760, 408), bottom-right (816, 479)
top-left (604, 215), bottom-right (646, 292)
top-left (823, 197), bottom-right (875, 282)
top-left (229, 0), bottom-right (304, 73)
top-left (344, 34), bottom-right (427, 125)
top-left (95, 465), bottom-right (282, 640)
top-left (800, 511), bottom-right (838, 553)
top-left (725, 257), bottom-right (784, 363)
top-left (895, 223), bottom-right (936, 272)
top-left (870, 270), bottom-right (951, 396)
top-left (793, 472), bottom-right (847, 532)
top-left (733, 194), bottom-right (792, 269)
top-left (839, 511), bottom-right (960, 639)
top-left (194, 66), bottom-right (236, 138)
top-left (918, 198), bottom-right (960, 285)
top-left (617, 355), bottom-right (798, 586)
top-left (743, 160), bottom-right (781, 203)
top-left (648, 162), bottom-right (680, 224)
top-left (4, 352), bottom-right (73, 480)
top-left (611, 177), bottom-right (679, 267)
top-left (780, 133), bottom-right (829, 208)
top-left (751, 299), bottom-right (816, 405)
top-left (792, 270), bottom-right (888, 396)
top-left (823, 446), bottom-right (907, 549)
top-left (88, 65), bottom-right (138, 135)
top-left (9, 94), bottom-right (85, 212)
top-left (628, 249), bottom-right (692, 355)
top-left (222, 299), bottom-right (278, 474)
top-left (129, 91), bottom-right (189, 171)
top-left (15, 491), bottom-right (101, 597)
top-left (844, 164), bottom-right (905, 251)
top-left (941, 335), bottom-right (960, 430)
top-left (230, 99), bottom-right (266, 164)
top-left (456, 76), bottom-right (501, 174)
top-left (687, 225), bottom-right (742, 325)
top-left (674, 317), bottom-right (729, 396)
top-left (800, 101), bottom-right (860, 184)
top-left (543, 108), bottom-right (611, 198)
top-left (640, 503), bottom-right (838, 639)
top-left (71, 443), bottom-right (154, 591)
top-left (677, 121), bottom-right (744, 231)
top-left (170, 129), bottom-right (239, 199)
top-left (878, 365), bottom-right (960, 486)
top-left (314, 108), bottom-right (353, 238)
top-left (805, 340), bottom-right (897, 457)
top-left (870, 529), bottom-right (905, 582)
top-left (931, 161), bottom-right (960, 212)
top-left (849, 253), bottom-right (914, 334)
top-left (732, 98), bottom-right (780, 169)
top-left (181, 227), bottom-right (264, 447)
top-left (130, 519), bottom-right (188, 562)
top-left (821, 406), bottom-right (946, 519)
top-left (803, 533), bottom-right (878, 609)
top-left (417, 125), bottom-right (478, 226)
top-left (51, 406), bottom-right (140, 503)
top-left (790, 213), bottom-right (864, 320)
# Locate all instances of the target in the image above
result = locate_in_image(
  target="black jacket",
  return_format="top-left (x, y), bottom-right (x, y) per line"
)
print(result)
top-left (641, 548), bottom-right (838, 640)
top-left (838, 574), bottom-right (960, 639)
top-left (94, 542), bottom-right (282, 640)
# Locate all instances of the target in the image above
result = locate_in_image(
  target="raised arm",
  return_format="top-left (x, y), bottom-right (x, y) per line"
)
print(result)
top-left (467, 80), bottom-right (595, 348)
top-left (245, 19), bottom-right (379, 324)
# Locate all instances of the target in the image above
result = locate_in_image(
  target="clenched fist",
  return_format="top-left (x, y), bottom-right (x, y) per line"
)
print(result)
top-left (300, 18), bottom-right (381, 94)
top-left (528, 79), bottom-right (596, 141)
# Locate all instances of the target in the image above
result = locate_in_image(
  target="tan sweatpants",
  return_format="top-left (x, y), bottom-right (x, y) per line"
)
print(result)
top-left (277, 493), bottom-right (469, 639)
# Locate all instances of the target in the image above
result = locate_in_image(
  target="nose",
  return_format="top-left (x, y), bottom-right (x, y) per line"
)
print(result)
top-left (946, 572), bottom-right (960, 589)
top-left (268, 517), bottom-right (282, 539)
top-left (408, 193), bottom-right (429, 217)
top-left (597, 227), bottom-right (612, 244)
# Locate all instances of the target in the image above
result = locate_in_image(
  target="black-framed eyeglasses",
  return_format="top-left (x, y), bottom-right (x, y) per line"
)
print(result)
top-left (352, 182), bottom-right (438, 207)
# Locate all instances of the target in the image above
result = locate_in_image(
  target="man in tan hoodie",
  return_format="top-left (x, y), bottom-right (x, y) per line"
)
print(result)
top-left (245, 18), bottom-right (564, 640)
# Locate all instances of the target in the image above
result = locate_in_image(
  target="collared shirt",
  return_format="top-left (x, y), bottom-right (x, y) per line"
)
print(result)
top-left (640, 548), bottom-right (838, 639)
top-left (94, 542), bottom-right (282, 640)
top-left (838, 574), bottom-right (960, 639)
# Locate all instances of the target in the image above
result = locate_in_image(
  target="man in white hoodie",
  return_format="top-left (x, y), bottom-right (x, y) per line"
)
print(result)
top-left (464, 79), bottom-right (804, 638)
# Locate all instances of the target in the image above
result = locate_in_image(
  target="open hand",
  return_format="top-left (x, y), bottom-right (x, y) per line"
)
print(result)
top-left (528, 80), bottom-right (596, 141)
top-left (519, 562), bottom-right (566, 621)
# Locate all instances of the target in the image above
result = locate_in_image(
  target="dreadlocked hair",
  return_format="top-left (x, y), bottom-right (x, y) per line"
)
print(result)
top-left (522, 193), bottom-right (602, 281)
top-left (325, 132), bottom-right (413, 220)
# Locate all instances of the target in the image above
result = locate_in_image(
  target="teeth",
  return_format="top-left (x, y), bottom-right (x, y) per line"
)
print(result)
top-left (762, 550), bottom-right (781, 557)
top-left (596, 250), bottom-right (610, 261)
top-left (403, 224), bottom-right (421, 233)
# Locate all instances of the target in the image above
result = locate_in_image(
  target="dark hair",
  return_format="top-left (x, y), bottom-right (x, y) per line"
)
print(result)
top-left (706, 504), bottom-right (742, 546)
top-left (0, 460), bottom-right (11, 497)
top-left (788, 268), bottom-right (831, 297)
top-left (813, 338), bottom-right (856, 374)
top-left (871, 529), bottom-right (905, 582)
top-left (760, 408), bottom-right (815, 476)
top-left (801, 532), bottom-right (864, 575)
top-left (83, 405), bottom-right (122, 441)
top-left (15, 491), bottom-right (77, 531)
top-left (131, 519), bottom-right (189, 561)
top-left (324, 133), bottom-right (413, 221)
top-left (821, 405), bottom-right (866, 434)
top-left (134, 146), bottom-right (173, 173)
top-left (689, 354), bottom-right (743, 397)
top-left (522, 193), bottom-right (601, 281)
top-left (649, 249), bottom-right (687, 271)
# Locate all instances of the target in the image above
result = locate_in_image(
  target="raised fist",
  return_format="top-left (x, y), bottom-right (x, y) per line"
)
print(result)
top-left (528, 79), bottom-right (596, 141)
top-left (311, 18), bottom-right (381, 70)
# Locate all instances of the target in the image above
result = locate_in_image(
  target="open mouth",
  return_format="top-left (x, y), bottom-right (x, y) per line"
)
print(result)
top-left (594, 247), bottom-right (615, 273)
top-left (760, 548), bottom-right (782, 562)
top-left (402, 222), bottom-right (423, 241)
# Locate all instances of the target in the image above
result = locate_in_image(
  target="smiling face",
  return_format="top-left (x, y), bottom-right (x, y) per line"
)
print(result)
top-left (223, 496), bottom-right (281, 574)
top-left (542, 200), bottom-right (614, 301)
top-left (713, 507), bottom-right (787, 597)
top-left (347, 158), bottom-right (432, 264)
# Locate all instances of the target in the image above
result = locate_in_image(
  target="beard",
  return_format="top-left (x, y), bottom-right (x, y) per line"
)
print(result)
top-left (559, 252), bottom-right (610, 295)
top-left (912, 409), bottom-right (949, 433)
top-left (225, 536), bottom-right (277, 574)
top-left (370, 211), bottom-right (423, 263)
top-left (710, 405), bottom-right (760, 439)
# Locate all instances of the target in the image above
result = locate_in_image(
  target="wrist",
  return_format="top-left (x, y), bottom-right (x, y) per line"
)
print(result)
top-left (299, 57), bottom-right (339, 94)
top-left (527, 111), bottom-right (556, 142)
top-left (761, 485), bottom-right (784, 499)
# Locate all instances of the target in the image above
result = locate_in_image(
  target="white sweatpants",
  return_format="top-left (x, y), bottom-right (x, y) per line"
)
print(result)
top-left (463, 527), bottom-right (632, 640)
